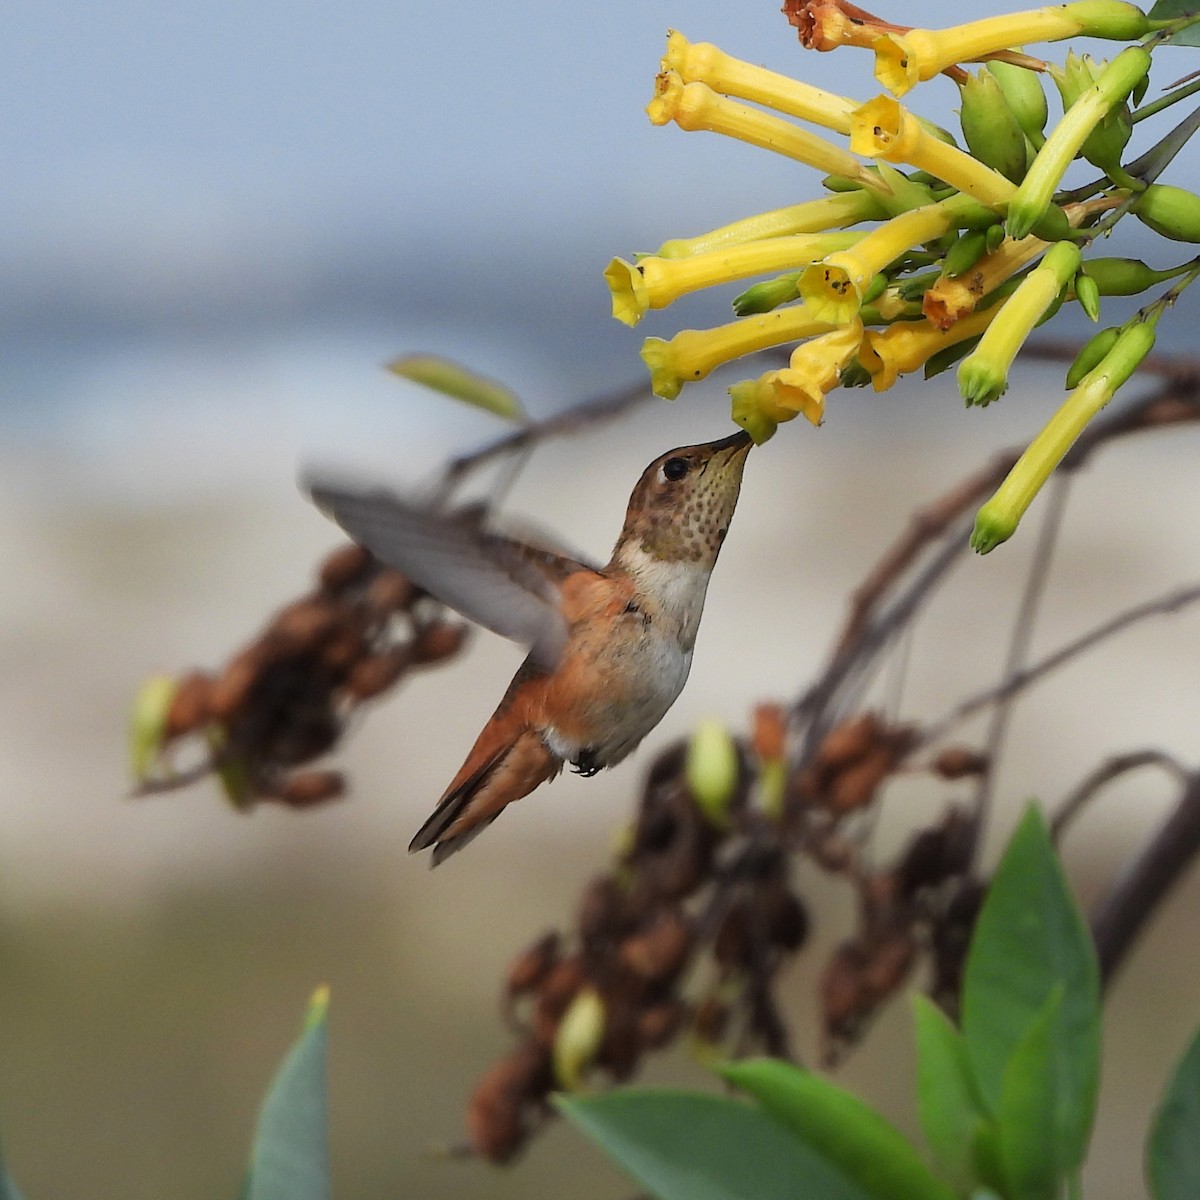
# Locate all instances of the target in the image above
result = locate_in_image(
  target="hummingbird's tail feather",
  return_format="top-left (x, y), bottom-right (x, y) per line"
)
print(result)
top-left (409, 730), bottom-right (562, 866)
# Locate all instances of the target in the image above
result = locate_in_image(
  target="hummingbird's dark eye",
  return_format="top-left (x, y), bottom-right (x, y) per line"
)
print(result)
top-left (663, 457), bottom-right (689, 482)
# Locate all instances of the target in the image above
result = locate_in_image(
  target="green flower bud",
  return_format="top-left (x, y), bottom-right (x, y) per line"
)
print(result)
top-left (926, 335), bottom-right (982, 382)
top-left (971, 315), bottom-right (1157, 553)
top-left (985, 222), bottom-right (1007, 254)
top-left (987, 60), bottom-right (1048, 149)
top-left (553, 988), bottom-right (606, 1091)
top-left (1008, 45), bottom-right (1151, 240)
top-left (959, 69), bottom-right (1028, 184)
top-left (1132, 184), bottom-right (1200, 242)
top-left (1065, 325), bottom-right (1120, 388)
top-left (899, 269), bottom-right (943, 301)
top-left (129, 674), bottom-right (180, 783)
top-left (839, 358), bottom-right (873, 389)
top-left (943, 229), bottom-right (989, 279)
top-left (1074, 271), bottom-right (1102, 321)
top-left (861, 272), bottom-right (889, 305)
top-left (1030, 203), bottom-right (1072, 243)
top-left (959, 240), bottom-right (1081, 406)
top-left (1063, 1), bottom-right (1151, 40)
top-left (686, 718), bottom-right (740, 829)
top-left (733, 273), bottom-right (801, 316)
top-left (1081, 256), bottom-right (1185, 295)
top-left (1050, 53), bottom-right (1134, 185)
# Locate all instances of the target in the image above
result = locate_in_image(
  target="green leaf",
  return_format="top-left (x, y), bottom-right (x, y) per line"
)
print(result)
top-left (912, 995), bottom-right (987, 1192)
top-left (962, 804), bottom-right (1101, 1173)
top-left (0, 1142), bottom-right (24, 1200)
top-left (996, 987), bottom-right (1064, 1200)
top-left (557, 1090), bottom-right (874, 1200)
top-left (720, 1058), bottom-right (957, 1200)
top-left (1147, 1024), bottom-right (1200, 1200)
top-left (241, 987), bottom-right (332, 1200)
top-left (1149, 1), bottom-right (1200, 45)
top-left (387, 354), bottom-right (525, 421)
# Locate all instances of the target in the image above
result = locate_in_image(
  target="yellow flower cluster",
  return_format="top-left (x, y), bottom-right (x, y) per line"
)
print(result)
top-left (604, 3), bottom-right (1183, 549)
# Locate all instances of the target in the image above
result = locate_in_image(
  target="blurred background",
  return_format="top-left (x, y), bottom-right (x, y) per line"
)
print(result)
top-left (3, 2), bottom-right (1200, 1196)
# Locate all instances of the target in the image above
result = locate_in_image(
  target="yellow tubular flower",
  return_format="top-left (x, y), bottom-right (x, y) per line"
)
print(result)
top-left (972, 316), bottom-right (1157, 551)
top-left (1006, 45), bottom-right (1151, 239)
top-left (768, 319), bottom-right (866, 423)
top-left (800, 5), bottom-right (907, 52)
top-left (729, 376), bottom-right (800, 444)
top-left (924, 199), bottom-right (1088, 328)
top-left (641, 306), bottom-right (835, 400)
top-left (851, 96), bottom-right (1017, 209)
top-left (656, 191), bottom-right (887, 259)
top-left (922, 232), bottom-right (1048, 329)
top-left (861, 307), bottom-right (996, 391)
top-left (663, 30), bottom-right (855, 134)
top-left (875, 7), bottom-right (1115, 97)
top-left (800, 192), bottom-right (978, 325)
top-left (605, 232), bottom-right (863, 326)
top-left (648, 72), bottom-right (881, 189)
top-left (958, 241), bottom-right (1081, 404)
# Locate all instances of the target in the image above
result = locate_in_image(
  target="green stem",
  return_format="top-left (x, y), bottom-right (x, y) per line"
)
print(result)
top-left (1132, 72), bottom-right (1200, 125)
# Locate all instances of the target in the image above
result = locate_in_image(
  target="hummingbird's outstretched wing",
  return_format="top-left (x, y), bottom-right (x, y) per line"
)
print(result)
top-left (307, 479), bottom-right (594, 670)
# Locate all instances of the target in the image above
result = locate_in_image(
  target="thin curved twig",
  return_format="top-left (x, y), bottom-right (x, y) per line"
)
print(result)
top-left (1052, 749), bottom-right (1190, 840)
top-left (1091, 769), bottom-right (1200, 989)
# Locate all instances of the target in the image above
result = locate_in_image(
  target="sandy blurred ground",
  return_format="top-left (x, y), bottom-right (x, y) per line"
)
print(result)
top-left (0, 378), bottom-right (1198, 1199)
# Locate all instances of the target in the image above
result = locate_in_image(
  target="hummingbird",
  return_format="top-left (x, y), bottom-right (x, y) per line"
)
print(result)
top-left (308, 429), bottom-right (752, 865)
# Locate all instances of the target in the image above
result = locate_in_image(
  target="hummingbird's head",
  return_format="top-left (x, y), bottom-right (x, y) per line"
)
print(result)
top-left (619, 430), bottom-right (753, 567)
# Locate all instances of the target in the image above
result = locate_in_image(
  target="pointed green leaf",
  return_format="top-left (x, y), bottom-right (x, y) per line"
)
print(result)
top-left (0, 1141), bottom-right (24, 1200)
top-left (962, 804), bottom-right (1101, 1172)
top-left (996, 987), bottom-right (1064, 1200)
top-left (387, 354), bottom-right (525, 421)
top-left (242, 987), bottom-right (331, 1200)
top-left (720, 1058), bottom-right (957, 1200)
top-left (557, 1090), bottom-right (874, 1200)
top-left (912, 995), bottom-right (987, 1192)
top-left (1149, 2), bottom-right (1200, 46)
top-left (1148, 1024), bottom-right (1200, 1200)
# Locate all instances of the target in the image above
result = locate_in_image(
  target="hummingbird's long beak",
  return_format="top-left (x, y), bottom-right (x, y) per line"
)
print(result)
top-left (709, 430), bottom-right (754, 456)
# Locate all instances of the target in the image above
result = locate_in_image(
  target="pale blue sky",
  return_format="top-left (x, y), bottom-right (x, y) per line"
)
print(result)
top-left (3, 1), bottom-right (1196, 487)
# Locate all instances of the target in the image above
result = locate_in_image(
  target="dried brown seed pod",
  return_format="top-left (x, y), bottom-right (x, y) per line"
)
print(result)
top-left (693, 995), bottom-right (731, 1044)
top-left (827, 746), bottom-right (894, 814)
top-left (343, 646), bottom-right (413, 701)
top-left (820, 940), bottom-right (870, 1042)
top-left (762, 884), bottom-right (809, 952)
top-left (577, 875), bottom-right (631, 945)
top-left (277, 770), bottom-right (345, 808)
top-left (318, 542), bottom-right (374, 592)
top-left (617, 909), bottom-right (692, 984)
top-left (413, 621), bottom-right (468, 664)
top-left (208, 651), bottom-right (264, 721)
top-left (164, 671), bottom-right (213, 737)
top-left (467, 1041), bottom-right (551, 1164)
top-left (862, 929), bottom-right (917, 999)
top-left (752, 702), bottom-right (788, 761)
top-left (815, 713), bottom-right (882, 772)
top-left (268, 598), bottom-right (342, 653)
top-left (319, 626), bottom-right (368, 674)
top-left (896, 809), bottom-right (972, 896)
top-left (636, 999), bottom-right (686, 1051)
top-left (595, 998), bottom-right (641, 1080)
top-left (713, 899), bottom-right (753, 968)
top-left (505, 932), bottom-right (561, 999)
top-left (364, 568), bottom-right (416, 617)
top-left (931, 746), bottom-right (989, 780)
top-left (531, 957), bottom-right (585, 1045)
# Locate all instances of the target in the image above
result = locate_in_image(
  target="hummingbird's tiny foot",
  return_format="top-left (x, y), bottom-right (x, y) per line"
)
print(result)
top-left (571, 749), bottom-right (602, 777)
